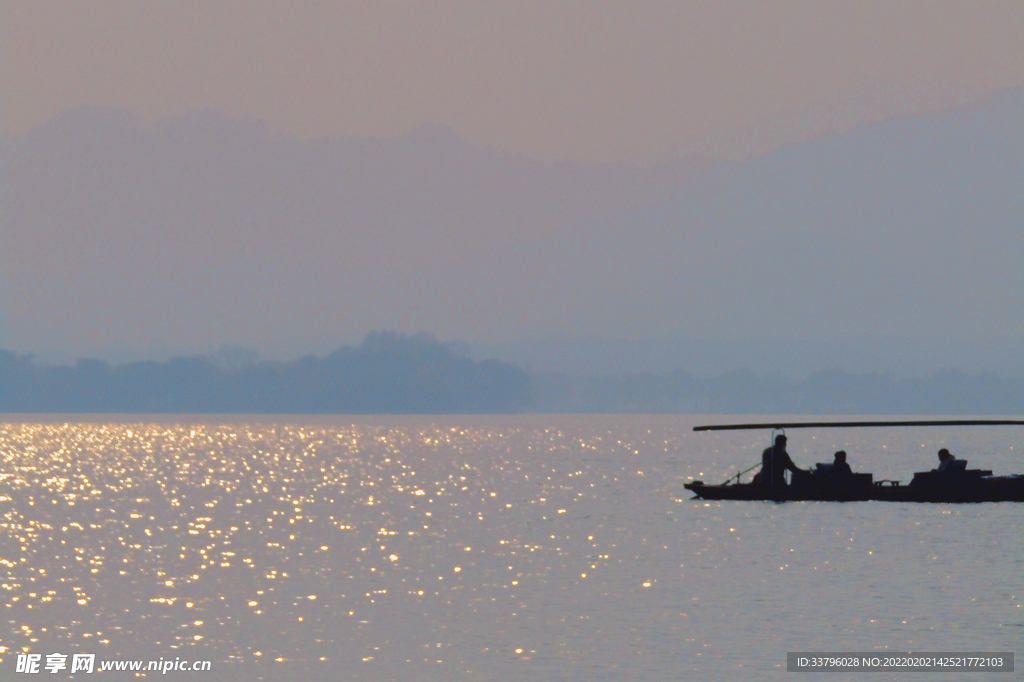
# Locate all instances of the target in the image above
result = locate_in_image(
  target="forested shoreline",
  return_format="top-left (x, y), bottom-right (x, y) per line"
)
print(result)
top-left (2, 333), bottom-right (1022, 415)
top-left (532, 368), bottom-right (1024, 415)
top-left (0, 332), bottom-right (531, 414)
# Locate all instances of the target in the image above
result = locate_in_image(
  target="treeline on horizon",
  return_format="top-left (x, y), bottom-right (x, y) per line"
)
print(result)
top-left (533, 368), bottom-right (1024, 415)
top-left (2, 334), bottom-right (1023, 415)
top-left (0, 332), bottom-right (531, 414)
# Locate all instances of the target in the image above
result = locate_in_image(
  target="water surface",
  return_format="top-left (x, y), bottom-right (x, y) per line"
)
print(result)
top-left (1, 415), bottom-right (1020, 680)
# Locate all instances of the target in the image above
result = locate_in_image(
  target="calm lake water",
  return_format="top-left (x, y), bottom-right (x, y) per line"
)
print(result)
top-left (0, 415), bottom-right (1021, 681)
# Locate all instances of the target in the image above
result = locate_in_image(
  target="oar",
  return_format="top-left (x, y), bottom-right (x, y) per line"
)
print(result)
top-left (722, 462), bottom-right (762, 485)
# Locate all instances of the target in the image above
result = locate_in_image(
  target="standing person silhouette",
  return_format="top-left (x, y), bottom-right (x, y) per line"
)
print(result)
top-left (761, 434), bottom-right (803, 488)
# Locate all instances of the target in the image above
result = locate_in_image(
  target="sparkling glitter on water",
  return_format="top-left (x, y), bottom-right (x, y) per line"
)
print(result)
top-left (0, 416), bottom-right (1021, 681)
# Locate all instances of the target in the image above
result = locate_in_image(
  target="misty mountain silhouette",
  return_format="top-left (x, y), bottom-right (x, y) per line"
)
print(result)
top-left (1, 89), bottom-right (1020, 379)
top-left (0, 333), bottom-right (531, 414)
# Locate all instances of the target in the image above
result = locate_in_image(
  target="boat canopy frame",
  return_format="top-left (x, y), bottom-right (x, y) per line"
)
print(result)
top-left (693, 419), bottom-right (1024, 432)
top-left (695, 419), bottom-right (1024, 486)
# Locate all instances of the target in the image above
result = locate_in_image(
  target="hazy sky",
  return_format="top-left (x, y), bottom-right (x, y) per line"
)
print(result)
top-left (1, 2), bottom-right (1021, 375)
top-left (3, 1), bottom-right (1021, 161)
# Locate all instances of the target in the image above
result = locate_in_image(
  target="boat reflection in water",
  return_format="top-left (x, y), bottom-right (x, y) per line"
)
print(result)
top-left (684, 419), bottom-right (1024, 503)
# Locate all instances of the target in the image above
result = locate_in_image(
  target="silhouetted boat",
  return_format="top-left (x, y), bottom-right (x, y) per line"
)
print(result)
top-left (684, 420), bottom-right (1024, 503)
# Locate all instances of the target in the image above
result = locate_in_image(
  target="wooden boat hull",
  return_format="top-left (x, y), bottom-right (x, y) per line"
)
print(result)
top-left (684, 471), bottom-right (1024, 503)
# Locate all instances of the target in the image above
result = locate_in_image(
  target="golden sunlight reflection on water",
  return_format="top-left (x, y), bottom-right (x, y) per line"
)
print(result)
top-left (0, 416), bottom-right (1021, 681)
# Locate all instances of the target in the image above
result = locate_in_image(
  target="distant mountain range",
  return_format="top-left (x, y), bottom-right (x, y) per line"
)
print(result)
top-left (2, 335), bottom-right (1020, 414)
top-left (530, 368), bottom-right (1024, 415)
top-left (2, 88), bottom-right (1021, 379)
top-left (0, 333), bottom-right (531, 414)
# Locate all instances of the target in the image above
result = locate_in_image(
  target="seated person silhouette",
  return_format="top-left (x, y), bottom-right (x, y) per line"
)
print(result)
top-left (934, 448), bottom-right (967, 473)
top-left (814, 450), bottom-right (853, 487)
top-left (832, 450), bottom-right (853, 478)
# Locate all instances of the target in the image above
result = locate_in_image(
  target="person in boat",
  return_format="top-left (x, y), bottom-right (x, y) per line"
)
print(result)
top-left (832, 450), bottom-right (853, 478)
top-left (934, 448), bottom-right (966, 473)
top-left (811, 450), bottom-right (853, 486)
top-left (760, 434), bottom-right (805, 488)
